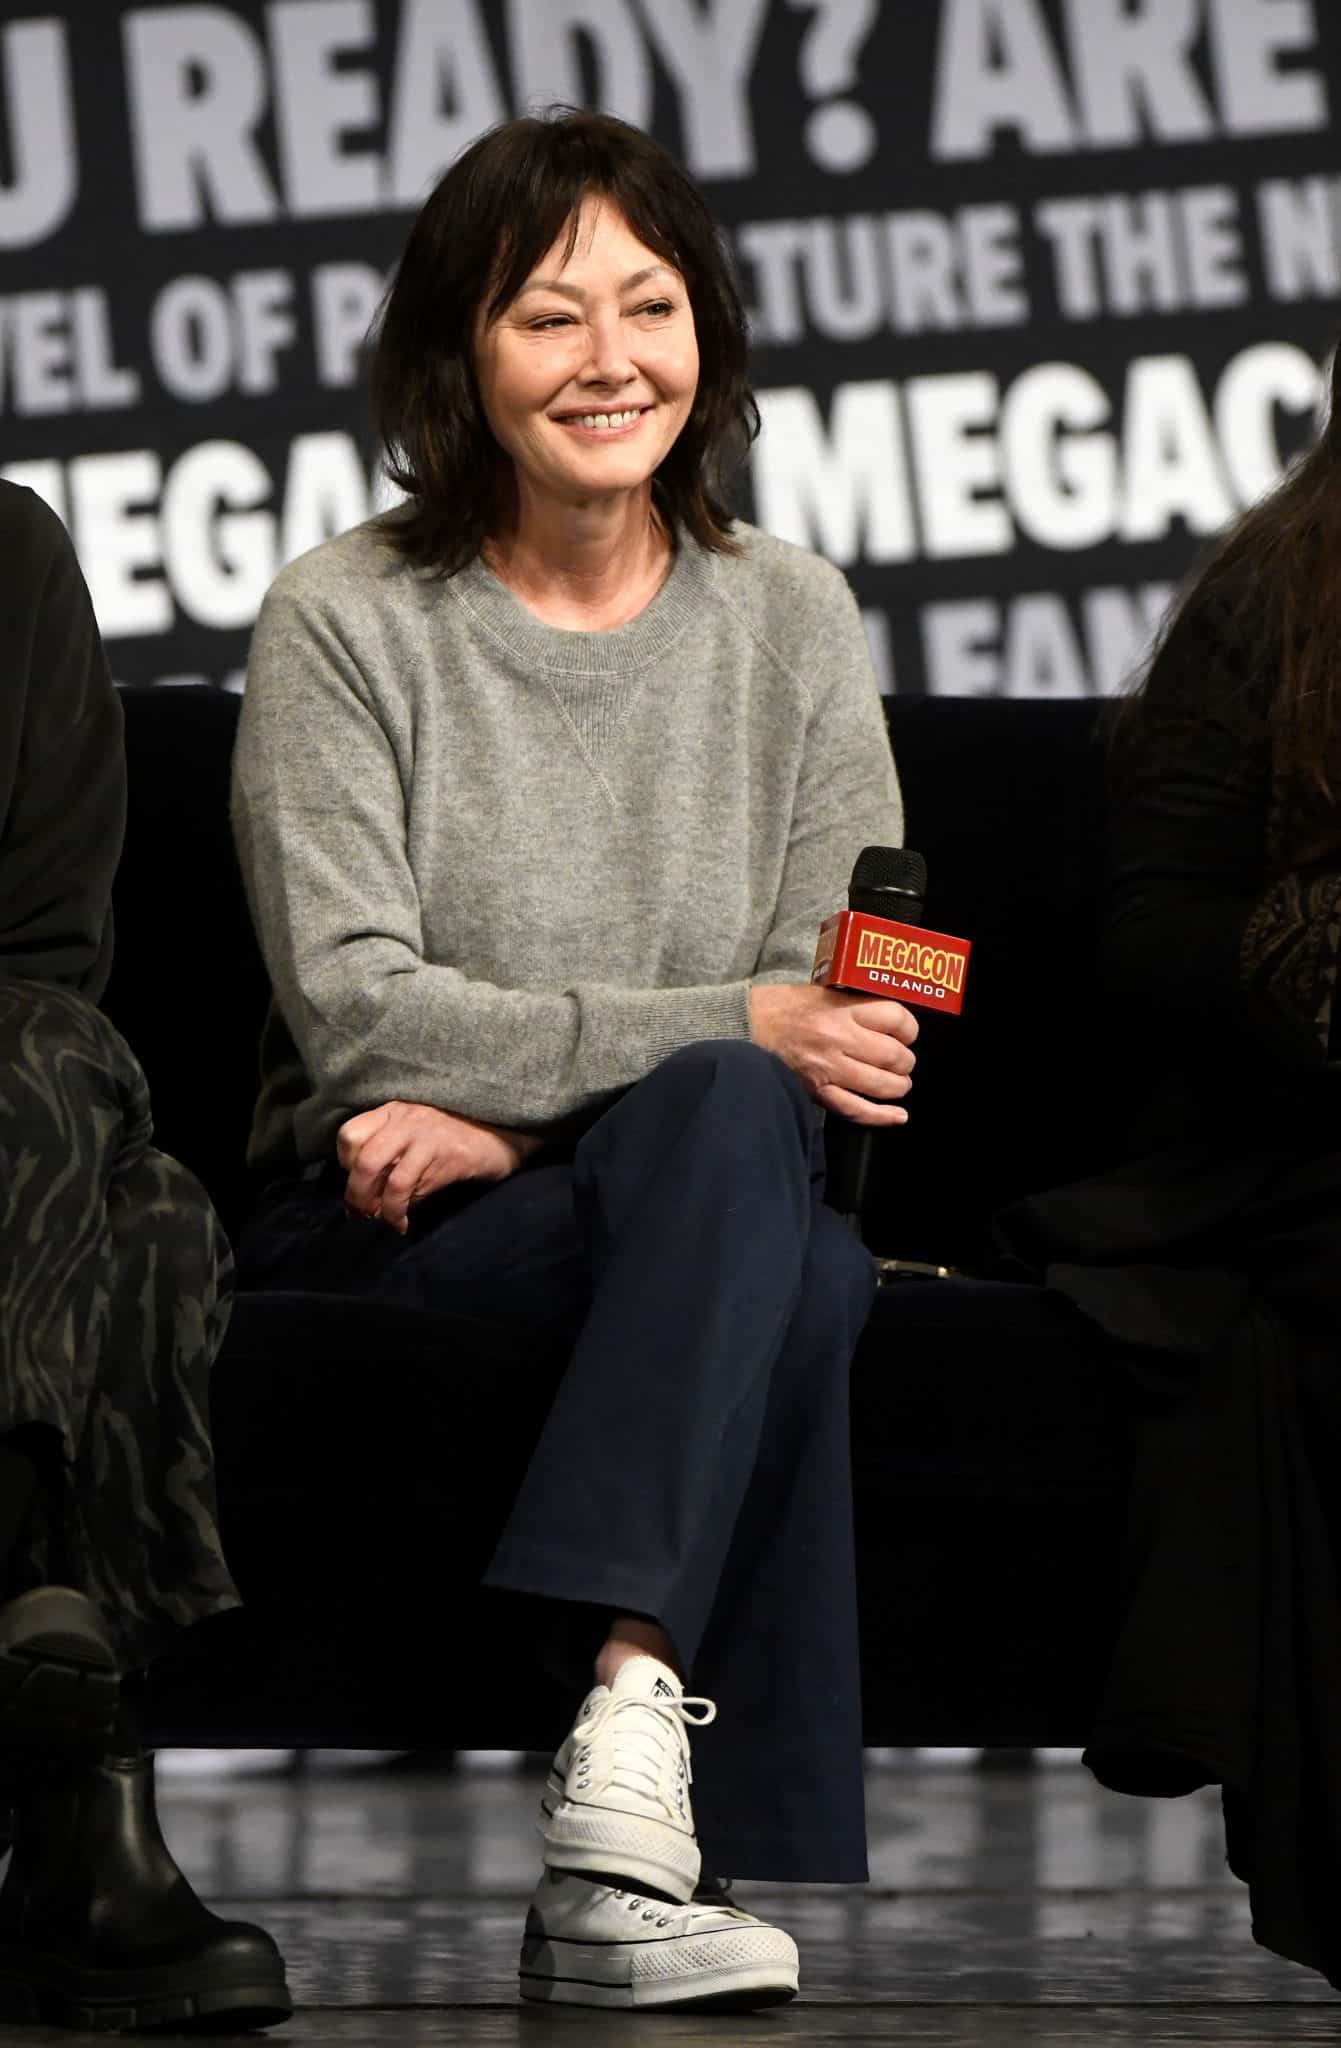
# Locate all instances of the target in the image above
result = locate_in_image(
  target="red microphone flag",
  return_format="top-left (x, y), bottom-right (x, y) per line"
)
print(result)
top-left (811, 909), bottom-right (972, 1017)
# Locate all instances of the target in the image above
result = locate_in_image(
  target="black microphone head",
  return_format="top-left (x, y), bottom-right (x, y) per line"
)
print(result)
top-left (848, 846), bottom-right (927, 921)
top-left (850, 846), bottom-right (927, 899)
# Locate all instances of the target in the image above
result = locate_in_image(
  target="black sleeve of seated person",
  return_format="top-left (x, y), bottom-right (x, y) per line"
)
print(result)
top-left (0, 484), bottom-right (125, 1004)
top-left (1104, 603), bottom-right (1339, 1083)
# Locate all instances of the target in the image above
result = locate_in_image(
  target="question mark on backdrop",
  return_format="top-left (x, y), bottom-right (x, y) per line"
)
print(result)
top-left (786, 0), bottom-right (880, 173)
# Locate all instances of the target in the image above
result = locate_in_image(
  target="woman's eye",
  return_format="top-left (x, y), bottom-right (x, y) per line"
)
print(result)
top-left (527, 301), bottom-right (673, 330)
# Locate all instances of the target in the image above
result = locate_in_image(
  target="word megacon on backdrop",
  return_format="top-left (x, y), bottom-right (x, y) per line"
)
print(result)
top-left (2, 0), bottom-right (1339, 698)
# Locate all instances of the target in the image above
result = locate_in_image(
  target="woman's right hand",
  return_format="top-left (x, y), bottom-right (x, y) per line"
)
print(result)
top-left (747, 983), bottom-right (918, 1127)
top-left (337, 1100), bottom-right (542, 1233)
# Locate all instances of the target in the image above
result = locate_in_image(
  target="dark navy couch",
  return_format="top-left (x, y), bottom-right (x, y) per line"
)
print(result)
top-left (103, 687), bottom-right (1137, 1749)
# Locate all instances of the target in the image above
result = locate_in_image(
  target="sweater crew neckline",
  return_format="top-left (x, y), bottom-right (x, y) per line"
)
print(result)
top-left (448, 529), bottom-right (717, 676)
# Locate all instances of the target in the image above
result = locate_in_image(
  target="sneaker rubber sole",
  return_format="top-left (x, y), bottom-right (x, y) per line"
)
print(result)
top-left (0, 1588), bottom-right (119, 1749)
top-left (543, 1798), bottom-right (701, 1902)
top-left (520, 1928), bottom-right (798, 2011)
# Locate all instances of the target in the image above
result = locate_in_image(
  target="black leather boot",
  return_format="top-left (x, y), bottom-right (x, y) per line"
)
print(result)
top-left (0, 1726), bottom-right (293, 2032)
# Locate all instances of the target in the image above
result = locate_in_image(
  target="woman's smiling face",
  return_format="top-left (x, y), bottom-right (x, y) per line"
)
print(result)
top-left (474, 196), bottom-right (701, 512)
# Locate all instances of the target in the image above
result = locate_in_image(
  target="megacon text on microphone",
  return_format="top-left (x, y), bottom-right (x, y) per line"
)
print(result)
top-left (810, 892), bottom-right (972, 1015)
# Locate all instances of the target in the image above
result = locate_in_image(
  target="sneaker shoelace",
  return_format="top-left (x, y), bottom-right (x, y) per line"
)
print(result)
top-left (571, 1691), bottom-right (717, 1807)
top-left (607, 1885), bottom-right (746, 1930)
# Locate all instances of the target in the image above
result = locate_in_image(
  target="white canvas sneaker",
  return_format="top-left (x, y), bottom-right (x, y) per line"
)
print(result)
top-left (519, 1870), bottom-right (799, 2010)
top-left (540, 1655), bottom-right (715, 1902)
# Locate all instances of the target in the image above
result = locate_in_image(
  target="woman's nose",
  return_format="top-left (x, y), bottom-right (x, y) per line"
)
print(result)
top-left (581, 313), bottom-right (635, 387)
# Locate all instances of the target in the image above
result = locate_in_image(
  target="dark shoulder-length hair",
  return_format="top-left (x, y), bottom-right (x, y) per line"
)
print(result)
top-left (370, 106), bottom-right (759, 576)
top-left (1110, 341), bottom-right (1341, 860)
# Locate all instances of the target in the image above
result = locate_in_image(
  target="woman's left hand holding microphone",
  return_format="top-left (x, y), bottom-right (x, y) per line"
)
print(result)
top-left (337, 1100), bottom-right (542, 1234)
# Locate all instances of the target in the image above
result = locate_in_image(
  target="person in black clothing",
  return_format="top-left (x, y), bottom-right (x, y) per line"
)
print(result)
top-left (0, 482), bottom-right (291, 2031)
top-left (998, 349), bottom-right (1341, 1987)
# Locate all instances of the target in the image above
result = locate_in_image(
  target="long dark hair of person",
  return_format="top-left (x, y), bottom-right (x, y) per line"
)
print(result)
top-left (370, 107), bottom-right (759, 577)
top-left (1111, 343), bottom-right (1341, 867)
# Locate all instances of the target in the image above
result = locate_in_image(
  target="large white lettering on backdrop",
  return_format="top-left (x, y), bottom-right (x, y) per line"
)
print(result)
top-left (0, 264), bottom-right (386, 419)
top-left (0, 0), bottom-right (781, 244)
top-left (4, 436), bottom-right (387, 639)
top-left (754, 347), bottom-right (1324, 565)
top-left (3, 0), bottom-right (1339, 699)
top-left (931, 0), bottom-right (1328, 158)
top-left (2, 0), bottom-right (1328, 246)
top-left (0, 22), bottom-right (78, 248)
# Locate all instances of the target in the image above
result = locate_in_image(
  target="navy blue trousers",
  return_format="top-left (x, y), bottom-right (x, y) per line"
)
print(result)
top-left (238, 1042), bottom-right (876, 1882)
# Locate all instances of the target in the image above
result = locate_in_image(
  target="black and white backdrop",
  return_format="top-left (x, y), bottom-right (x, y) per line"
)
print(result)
top-left (4, 0), bottom-right (1340, 697)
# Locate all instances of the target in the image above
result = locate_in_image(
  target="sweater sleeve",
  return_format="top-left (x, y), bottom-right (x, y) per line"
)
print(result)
top-left (1105, 609), bottom-right (1340, 1074)
top-left (233, 583), bottom-right (760, 1138)
top-left (0, 491), bottom-right (125, 1002)
top-left (750, 571), bottom-right (904, 983)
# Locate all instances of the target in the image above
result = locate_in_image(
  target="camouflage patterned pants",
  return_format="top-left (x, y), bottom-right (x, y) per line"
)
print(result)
top-left (0, 979), bottom-right (238, 1669)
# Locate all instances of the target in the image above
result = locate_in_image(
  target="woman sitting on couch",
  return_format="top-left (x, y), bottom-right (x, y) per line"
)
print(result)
top-left (233, 107), bottom-right (916, 2014)
top-left (998, 344), bottom-right (1341, 1992)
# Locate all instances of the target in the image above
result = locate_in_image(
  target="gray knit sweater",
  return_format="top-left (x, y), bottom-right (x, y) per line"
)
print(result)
top-left (232, 515), bottom-right (903, 1174)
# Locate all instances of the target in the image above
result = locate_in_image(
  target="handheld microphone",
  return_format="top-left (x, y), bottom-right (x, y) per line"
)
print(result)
top-left (812, 848), bottom-right (970, 1017)
top-left (814, 848), bottom-right (972, 1229)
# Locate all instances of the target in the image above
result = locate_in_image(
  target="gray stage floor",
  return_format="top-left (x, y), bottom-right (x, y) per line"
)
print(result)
top-left (10, 1753), bottom-right (1340, 2043)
